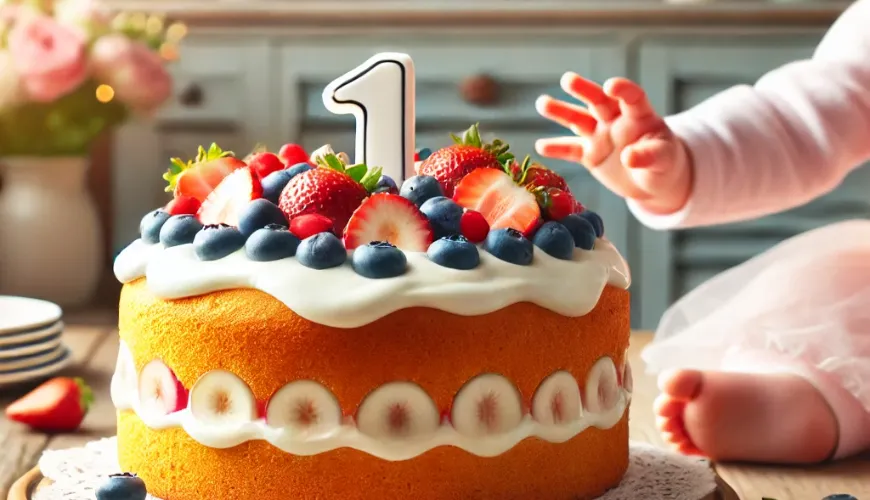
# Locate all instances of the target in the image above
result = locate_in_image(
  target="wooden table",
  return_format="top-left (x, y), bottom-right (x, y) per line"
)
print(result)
top-left (2, 317), bottom-right (869, 500)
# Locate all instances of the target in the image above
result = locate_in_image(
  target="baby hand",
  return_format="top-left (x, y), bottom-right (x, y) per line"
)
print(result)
top-left (535, 73), bottom-right (692, 215)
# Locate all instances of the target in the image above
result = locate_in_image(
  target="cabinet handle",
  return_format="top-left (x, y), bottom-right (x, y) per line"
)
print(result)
top-left (179, 83), bottom-right (203, 107)
top-left (459, 74), bottom-right (500, 107)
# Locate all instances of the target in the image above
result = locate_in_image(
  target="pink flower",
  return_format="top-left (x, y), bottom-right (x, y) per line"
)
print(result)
top-left (91, 34), bottom-right (172, 114)
top-left (7, 14), bottom-right (88, 102)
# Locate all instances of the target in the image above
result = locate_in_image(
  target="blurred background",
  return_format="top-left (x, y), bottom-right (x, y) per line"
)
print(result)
top-left (0, 0), bottom-right (863, 331)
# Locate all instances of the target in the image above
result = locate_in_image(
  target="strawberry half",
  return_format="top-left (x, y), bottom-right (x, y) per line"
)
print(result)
top-left (417, 124), bottom-right (513, 197)
top-left (163, 144), bottom-right (247, 202)
top-left (344, 193), bottom-right (434, 251)
top-left (5, 377), bottom-right (93, 432)
top-left (453, 168), bottom-right (541, 236)
top-left (197, 167), bottom-right (263, 226)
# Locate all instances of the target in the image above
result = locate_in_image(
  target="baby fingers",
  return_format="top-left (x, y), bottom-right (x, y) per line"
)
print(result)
top-left (534, 136), bottom-right (585, 163)
top-left (560, 72), bottom-right (621, 121)
top-left (604, 77), bottom-right (657, 119)
top-left (535, 95), bottom-right (598, 136)
top-left (621, 137), bottom-right (677, 171)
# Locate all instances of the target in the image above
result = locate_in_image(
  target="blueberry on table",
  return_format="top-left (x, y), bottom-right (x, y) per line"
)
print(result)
top-left (140, 209), bottom-right (170, 244)
top-left (352, 241), bottom-right (408, 279)
top-left (483, 228), bottom-right (534, 266)
top-left (261, 170), bottom-right (295, 204)
top-left (238, 199), bottom-right (288, 237)
top-left (246, 224), bottom-right (301, 261)
top-left (296, 232), bottom-right (347, 269)
top-left (420, 196), bottom-right (463, 239)
top-left (580, 210), bottom-right (604, 237)
top-left (158, 214), bottom-right (203, 248)
top-left (193, 224), bottom-right (246, 261)
top-left (96, 472), bottom-right (147, 500)
top-left (427, 234), bottom-right (480, 270)
top-left (532, 221), bottom-right (575, 260)
top-left (373, 174), bottom-right (399, 194)
top-left (400, 175), bottom-right (443, 207)
top-left (559, 213), bottom-right (596, 250)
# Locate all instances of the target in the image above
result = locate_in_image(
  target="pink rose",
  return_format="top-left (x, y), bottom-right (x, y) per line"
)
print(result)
top-left (91, 35), bottom-right (172, 114)
top-left (7, 14), bottom-right (88, 102)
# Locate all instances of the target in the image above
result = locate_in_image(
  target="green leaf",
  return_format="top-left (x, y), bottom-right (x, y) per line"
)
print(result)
top-left (360, 166), bottom-right (383, 192)
top-left (345, 163), bottom-right (367, 182)
top-left (323, 153), bottom-right (346, 172)
top-left (450, 133), bottom-right (463, 145)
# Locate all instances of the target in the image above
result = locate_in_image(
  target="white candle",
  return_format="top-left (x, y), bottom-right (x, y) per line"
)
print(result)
top-left (322, 52), bottom-right (415, 183)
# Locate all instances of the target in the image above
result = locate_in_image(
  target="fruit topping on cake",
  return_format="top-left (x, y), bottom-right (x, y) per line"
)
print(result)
top-left (373, 174), bottom-right (399, 194)
top-left (458, 209), bottom-right (490, 244)
top-left (193, 224), bottom-right (246, 261)
top-left (197, 167), bottom-right (263, 226)
top-left (454, 168), bottom-right (541, 236)
top-left (277, 143), bottom-right (310, 166)
top-left (451, 374), bottom-right (523, 437)
top-left (237, 199), bottom-right (289, 237)
top-left (245, 151), bottom-right (285, 179)
top-left (532, 221), bottom-right (575, 261)
top-left (296, 232), bottom-right (347, 270)
top-left (279, 153), bottom-right (381, 233)
top-left (559, 213), bottom-right (597, 251)
top-left (484, 228), bottom-right (534, 266)
top-left (266, 380), bottom-right (342, 434)
top-left (262, 165), bottom-right (312, 204)
top-left (189, 370), bottom-right (257, 425)
top-left (532, 371), bottom-right (582, 426)
top-left (414, 147), bottom-right (432, 162)
top-left (245, 225), bottom-right (301, 262)
top-left (159, 215), bottom-right (203, 248)
top-left (138, 360), bottom-right (187, 417)
top-left (343, 193), bottom-right (434, 251)
top-left (165, 195), bottom-right (201, 216)
top-left (427, 234), bottom-right (480, 270)
top-left (417, 123), bottom-right (513, 197)
top-left (581, 210), bottom-right (605, 237)
top-left (290, 214), bottom-right (334, 240)
top-left (399, 175), bottom-right (443, 207)
top-left (351, 241), bottom-right (408, 279)
top-left (140, 209), bottom-right (171, 244)
top-left (163, 143), bottom-right (247, 202)
top-left (419, 196), bottom-right (463, 239)
top-left (356, 382), bottom-right (440, 440)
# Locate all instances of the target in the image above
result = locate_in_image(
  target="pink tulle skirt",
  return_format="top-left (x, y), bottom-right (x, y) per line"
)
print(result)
top-left (642, 219), bottom-right (870, 418)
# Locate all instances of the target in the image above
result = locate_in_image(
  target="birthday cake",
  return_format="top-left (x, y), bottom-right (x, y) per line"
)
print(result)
top-left (110, 54), bottom-right (632, 500)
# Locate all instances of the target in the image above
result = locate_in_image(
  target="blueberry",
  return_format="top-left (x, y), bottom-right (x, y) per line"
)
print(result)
top-left (158, 215), bottom-right (203, 248)
top-left (193, 224), bottom-right (245, 261)
top-left (580, 210), bottom-right (604, 237)
top-left (822, 495), bottom-right (858, 500)
top-left (286, 162), bottom-right (313, 179)
top-left (352, 241), bottom-right (407, 279)
top-left (532, 221), bottom-right (575, 260)
top-left (96, 472), bottom-right (147, 500)
top-left (140, 209), bottom-right (170, 244)
top-left (559, 214), bottom-right (596, 250)
top-left (261, 170), bottom-right (294, 204)
top-left (427, 234), bottom-right (480, 270)
top-left (296, 232), bottom-right (347, 269)
top-left (419, 196), bottom-right (463, 239)
top-left (400, 175), bottom-right (443, 207)
top-left (484, 228), bottom-right (533, 266)
top-left (416, 147), bottom-right (432, 161)
top-left (238, 199), bottom-right (288, 237)
top-left (374, 174), bottom-right (398, 194)
top-left (246, 224), bottom-right (301, 261)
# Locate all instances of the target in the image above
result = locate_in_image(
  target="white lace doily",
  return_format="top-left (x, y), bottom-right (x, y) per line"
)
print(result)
top-left (35, 438), bottom-right (717, 500)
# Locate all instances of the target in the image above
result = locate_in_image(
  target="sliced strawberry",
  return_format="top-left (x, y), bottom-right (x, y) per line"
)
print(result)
top-left (165, 195), bottom-right (201, 216)
top-left (278, 143), bottom-right (309, 166)
top-left (165, 144), bottom-right (247, 203)
top-left (417, 124), bottom-right (512, 197)
top-left (344, 193), bottom-right (434, 251)
top-left (197, 167), bottom-right (263, 226)
top-left (453, 168), bottom-right (541, 236)
top-left (247, 152), bottom-right (285, 179)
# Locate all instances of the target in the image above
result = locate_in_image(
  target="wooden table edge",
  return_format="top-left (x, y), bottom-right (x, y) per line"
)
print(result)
top-left (7, 467), bottom-right (42, 500)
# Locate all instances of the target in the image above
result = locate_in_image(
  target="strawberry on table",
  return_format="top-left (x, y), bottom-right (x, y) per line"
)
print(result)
top-left (279, 153), bottom-right (382, 233)
top-left (5, 377), bottom-right (93, 432)
top-left (163, 143), bottom-right (247, 202)
top-left (417, 124), bottom-right (513, 197)
top-left (344, 193), bottom-right (434, 252)
top-left (453, 168), bottom-right (541, 236)
top-left (197, 167), bottom-right (263, 226)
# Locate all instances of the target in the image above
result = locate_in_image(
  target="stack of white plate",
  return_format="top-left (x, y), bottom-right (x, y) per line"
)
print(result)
top-left (0, 296), bottom-right (72, 389)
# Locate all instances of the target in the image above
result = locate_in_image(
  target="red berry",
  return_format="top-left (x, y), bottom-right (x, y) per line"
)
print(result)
top-left (545, 189), bottom-right (576, 221)
top-left (165, 195), bottom-right (201, 216)
top-left (453, 168), bottom-right (541, 236)
top-left (460, 210), bottom-right (489, 244)
top-left (290, 214), bottom-right (334, 240)
top-left (413, 152), bottom-right (420, 162)
top-left (247, 152), bottom-right (285, 179)
top-left (343, 193), bottom-right (433, 251)
top-left (278, 143), bottom-right (309, 166)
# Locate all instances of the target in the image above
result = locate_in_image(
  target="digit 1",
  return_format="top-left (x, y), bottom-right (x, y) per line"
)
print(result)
top-left (322, 52), bottom-right (415, 183)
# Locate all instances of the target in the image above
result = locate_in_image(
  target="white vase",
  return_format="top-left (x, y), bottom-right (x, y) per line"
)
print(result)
top-left (0, 157), bottom-right (103, 307)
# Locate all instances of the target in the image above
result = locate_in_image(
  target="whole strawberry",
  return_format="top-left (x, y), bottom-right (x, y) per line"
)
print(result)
top-left (6, 377), bottom-right (93, 432)
top-left (535, 187), bottom-right (578, 221)
top-left (523, 163), bottom-right (570, 192)
top-left (417, 123), bottom-right (513, 197)
top-left (278, 153), bottom-right (382, 233)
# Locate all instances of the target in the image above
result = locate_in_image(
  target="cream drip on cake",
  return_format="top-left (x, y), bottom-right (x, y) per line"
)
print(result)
top-left (114, 237), bottom-right (630, 329)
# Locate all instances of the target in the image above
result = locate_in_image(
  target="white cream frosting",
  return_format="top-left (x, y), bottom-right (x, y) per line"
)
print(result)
top-left (113, 237), bottom-right (630, 329)
top-left (112, 342), bottom-right (632, 460)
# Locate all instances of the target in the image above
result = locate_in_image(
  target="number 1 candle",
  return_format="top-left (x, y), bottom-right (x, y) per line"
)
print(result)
top-left (322, 53), bottom-right (416, 182)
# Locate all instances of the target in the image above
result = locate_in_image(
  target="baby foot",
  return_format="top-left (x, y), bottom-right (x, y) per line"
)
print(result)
top-left (654, 369), bottom-right (838, 463)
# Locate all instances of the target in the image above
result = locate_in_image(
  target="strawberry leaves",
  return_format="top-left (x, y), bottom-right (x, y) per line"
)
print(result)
top-left (449, 123), bottom-right (514, 166)
top-left (313, 152), bottom-right (384, 193)
top-left (162, 143), bottom-right (237, 192)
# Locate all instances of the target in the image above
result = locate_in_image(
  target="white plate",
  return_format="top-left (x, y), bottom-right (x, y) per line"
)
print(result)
top-left (0, 296), bottom-right (62, 335)
top-left (0, 333), bottom-right (62, 359)
top-left (0, 345), bottom-right (67, 372)
top-left (0, 347), bottom-right (72, 388)
top-left (0, 321), bottom-right (63, 347)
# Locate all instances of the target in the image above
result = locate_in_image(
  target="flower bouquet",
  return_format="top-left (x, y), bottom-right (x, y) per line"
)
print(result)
top-left (0, 0), bottom-right (186, 156)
